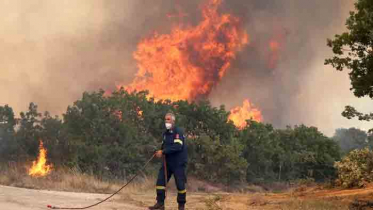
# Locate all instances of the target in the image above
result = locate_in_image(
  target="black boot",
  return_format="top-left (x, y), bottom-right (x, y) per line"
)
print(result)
top-left (178, 204), bottom-right (185, 210)
top-left (149, 202), bottom-right (165, 210)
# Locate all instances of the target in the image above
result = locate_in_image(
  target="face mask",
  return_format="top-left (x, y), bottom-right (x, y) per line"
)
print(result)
top-left (165, 123), bottom-right (172, 130)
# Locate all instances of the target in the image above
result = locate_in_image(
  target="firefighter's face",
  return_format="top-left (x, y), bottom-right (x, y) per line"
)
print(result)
top-left (165, 115), bottom-right (174, 124)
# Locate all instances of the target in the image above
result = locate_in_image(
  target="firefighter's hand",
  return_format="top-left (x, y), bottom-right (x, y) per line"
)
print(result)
top-left (155, 150), bottom-right (163, 158)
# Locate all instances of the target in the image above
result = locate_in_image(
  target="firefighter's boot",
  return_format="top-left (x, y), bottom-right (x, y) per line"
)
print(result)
top-left (178, 204), bottom-right (185, 210)
top-left (148, 202), bottom-right (165, 210)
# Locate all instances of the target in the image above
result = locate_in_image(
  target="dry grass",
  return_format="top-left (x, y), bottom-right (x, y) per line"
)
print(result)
top-left (0, 162), bottom-right (155, 194)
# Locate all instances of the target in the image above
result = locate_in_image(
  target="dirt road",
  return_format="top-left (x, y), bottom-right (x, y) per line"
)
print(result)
top-left (2, 183), bottom-right (373, 210)
top-left (0, 185), bottom-right (144, 210)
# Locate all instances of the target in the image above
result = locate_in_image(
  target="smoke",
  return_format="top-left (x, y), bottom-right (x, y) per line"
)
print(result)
top-left (210, 0), bottom-right (373, 136)
top-left (0, 0), bottom-right (165, 113)
top-left (0, 0), bottom-right (371, 136)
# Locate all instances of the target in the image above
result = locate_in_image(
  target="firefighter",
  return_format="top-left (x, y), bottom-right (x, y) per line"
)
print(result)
top-left (149, 112), bottom-right (187, 210)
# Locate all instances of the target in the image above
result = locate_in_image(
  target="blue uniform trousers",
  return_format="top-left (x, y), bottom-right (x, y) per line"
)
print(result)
top-left (156, 163), bottom-right (186, 204)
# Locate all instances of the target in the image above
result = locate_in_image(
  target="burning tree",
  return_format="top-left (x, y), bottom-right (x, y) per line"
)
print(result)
top-left (118, 0), bottom-right (263, 128)
top-left (228, 99), bottom-right (262, 129)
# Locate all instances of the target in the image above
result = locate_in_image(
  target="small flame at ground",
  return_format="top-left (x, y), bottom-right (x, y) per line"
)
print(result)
top-left (228, 99), bottom-right (262, 129)
top-left (29, 140), bottom-right (53, 177)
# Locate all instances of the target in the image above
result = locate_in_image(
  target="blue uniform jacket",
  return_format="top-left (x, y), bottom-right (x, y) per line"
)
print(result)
top-left (161, 127), bottom-right (187, 167)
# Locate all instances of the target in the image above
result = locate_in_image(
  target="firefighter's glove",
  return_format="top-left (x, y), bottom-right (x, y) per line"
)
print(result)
top-left (155, 150), bottom-right (163, 158)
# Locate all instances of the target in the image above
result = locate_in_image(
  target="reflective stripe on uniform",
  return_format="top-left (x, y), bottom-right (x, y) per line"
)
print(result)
top-left (174, 139), bottom-right (183, 145)
top-left (156, 186), bottom-right (166, 190)
top-left (178, 189), bottom-right (186, 194)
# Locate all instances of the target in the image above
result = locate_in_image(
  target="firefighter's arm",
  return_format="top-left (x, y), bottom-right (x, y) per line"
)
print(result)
top-left (155, 134), bottom-right (165, 158)
top-left (162, 131), bottom-right (184, 155)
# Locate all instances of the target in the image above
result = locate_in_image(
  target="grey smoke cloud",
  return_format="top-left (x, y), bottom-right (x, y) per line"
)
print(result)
top-left (0, 0), bottom-right (371, 136)
top-left (210, 0), bottom-right (373, 136)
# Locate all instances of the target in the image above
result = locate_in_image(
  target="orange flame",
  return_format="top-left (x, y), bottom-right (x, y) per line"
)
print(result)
top-left (136, 107), bottom-right (143, 116)
top-left (29, 140), bottom-right (53, 177)
top-left (122, 0), bottom-right (248, 102)
top-left (228, 99), bottom-right (262, 129)
top-left (268, 29), bottom-right (286, 69)
top-left (111, 107), bottom-right (142, 121)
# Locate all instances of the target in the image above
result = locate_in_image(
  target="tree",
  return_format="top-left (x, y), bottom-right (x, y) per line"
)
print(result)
top-left (0, 105), bottom-right (17, 160)
top-left (39, 111), bottom-right (70, 166)
top-left (16, 102), bottom-right (43, 160)
top-left (60, 89), bottom-right (249, 182)
top-left (0, 89), bottom-right (344, 185)
top-left (238, 121), bottom-right (279, 182)
top-left (274, 125), bottom-right (340, 181)
top-left (325, 0), bottom-right (373, 131)
top-left (63, 89), bottom-right (156, 178)
top-left (0, 105), bottom-right (16, 133)
top-left (173, 99), bottom-right (247, 184)
top-left (333, 127), bottom-right (369, 155)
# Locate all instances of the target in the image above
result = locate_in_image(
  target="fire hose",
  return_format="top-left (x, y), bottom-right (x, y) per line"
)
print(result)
top-left (47, 153), bottom-right (168, 209)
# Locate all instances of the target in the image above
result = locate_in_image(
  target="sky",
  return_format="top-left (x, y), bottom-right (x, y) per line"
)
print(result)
top-left (0, 0), bottom-right (371, 136)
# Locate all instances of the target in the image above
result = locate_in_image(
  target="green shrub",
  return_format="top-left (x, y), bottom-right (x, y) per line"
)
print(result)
top-left (334, 147), bottom-right (373, 188)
